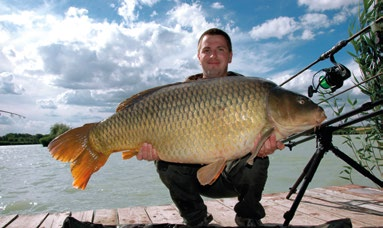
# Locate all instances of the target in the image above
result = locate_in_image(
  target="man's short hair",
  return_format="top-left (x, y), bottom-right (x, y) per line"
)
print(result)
top-left (197, 28), bottom-right (232, 52)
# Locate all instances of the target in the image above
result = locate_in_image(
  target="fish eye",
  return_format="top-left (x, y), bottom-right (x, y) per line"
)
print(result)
top-left (297, 97), bottom-right (306, 105)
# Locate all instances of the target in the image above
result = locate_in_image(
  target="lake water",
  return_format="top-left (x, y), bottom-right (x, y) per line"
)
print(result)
top-left (0, 135), bottom-right (379, 216)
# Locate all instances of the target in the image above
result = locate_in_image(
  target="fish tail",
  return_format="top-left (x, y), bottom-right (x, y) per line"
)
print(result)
top-left (48, 123), bottom-right (110, 190)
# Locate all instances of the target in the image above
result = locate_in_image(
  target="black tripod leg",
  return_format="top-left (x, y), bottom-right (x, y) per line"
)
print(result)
top-left (286, 153), bottom-right (316, 199)
top-left (283, 146), bottom-right (327, 226)
top-left (331, 146), bottom-right (383, 187)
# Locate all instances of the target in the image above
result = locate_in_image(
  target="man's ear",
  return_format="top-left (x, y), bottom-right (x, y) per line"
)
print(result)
top-left (197, 53), bottom-right (202, 64)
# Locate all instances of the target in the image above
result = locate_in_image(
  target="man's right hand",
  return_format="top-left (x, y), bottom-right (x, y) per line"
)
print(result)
top-left (137, 142), bottom-right (159, 161)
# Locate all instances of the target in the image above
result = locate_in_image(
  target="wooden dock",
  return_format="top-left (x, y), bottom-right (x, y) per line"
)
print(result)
top-left (0, 185), bottom-right (382, 227)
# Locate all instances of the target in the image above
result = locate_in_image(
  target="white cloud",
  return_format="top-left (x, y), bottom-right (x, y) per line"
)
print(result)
top-left (211, 2), bottom-right (224, 9)
top-left (37, 99), bottom-right (57, 109)
top-left (249, 17), bottom-right (299, 40)
top-left (139, 0), bottom-right (160, 7)
top-left (0, 73), bottom-right (25, 95)
top-left (249, 9), bottom-right (354, 41)
top-left (118, 0), bottom-right (138, 23)
top-left (167, 2), bottom-right (212, 32)
top-left (299, 13), bottom-right (330, 29)
top-left (301, 29), bottom-right (314, 40)
top-left (249, 0), bottom-right (359, 42)
top-left (118, 0), bottom-right (160, 24)
top-left (298, 0), bottom-right (359, 11)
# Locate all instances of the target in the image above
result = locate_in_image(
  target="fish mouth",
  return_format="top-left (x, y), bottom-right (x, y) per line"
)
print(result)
top-left (313, 109), bottom-right (327, 131)
top-left (316, 108), bottom-right (327, 125)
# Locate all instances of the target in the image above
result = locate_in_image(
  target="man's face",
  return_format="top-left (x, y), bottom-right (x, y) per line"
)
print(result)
top-left (197, 35), bottom-right (233, 78)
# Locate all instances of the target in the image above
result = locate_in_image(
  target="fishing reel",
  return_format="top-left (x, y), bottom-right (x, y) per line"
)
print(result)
top-left (308, 55), bottom-right (351, 97)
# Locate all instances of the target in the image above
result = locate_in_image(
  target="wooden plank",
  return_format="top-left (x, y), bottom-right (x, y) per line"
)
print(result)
top-left (117, 206), bottom-right (151, 225)
top-left (274, 197), bottom-right (339, 222)
top-left (310, 186), bottom-right (379, 202)
top-left (5, 213), bottom-right (48, 228)
top-left (326, 184), bottom-right (383, 201)
top-left (262, 196), bottom-right (326, 226)
top-left (145, 204), bottom-right (183, 224)
top-left (301, 190), bottom-right (383, 227)
top-left (71, 210), bottom-right (94, 223)
top-left (218, 194), bottom-right (324, 226)
top-left (0, 214), bottom-right (18, 227)
top-left (213, 192), bottom-right (328, 226)
top-left (295, 195), bottom-right (377, 227)
top-left (205, 200), bottom-right (236, 226)
top-left (39, 212), bottom-right (70, 228)
top-left (275, 196), bottom-right (369, 226)
top-left (344, 186), bottom-right (383, 201)
top-left (93, 209), bottom-right (117, 226)
top-left (262, 202), bottom-right (292, 225)
top-left (307, 188), bottom-right (383, 214)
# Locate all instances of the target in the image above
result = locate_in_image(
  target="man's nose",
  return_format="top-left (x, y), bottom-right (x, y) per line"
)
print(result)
top-left (210, 50), bottom-right (217, 58)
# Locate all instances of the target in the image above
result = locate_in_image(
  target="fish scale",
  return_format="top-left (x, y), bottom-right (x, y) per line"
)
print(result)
top-left (49, 76), bottom-right (326, 189)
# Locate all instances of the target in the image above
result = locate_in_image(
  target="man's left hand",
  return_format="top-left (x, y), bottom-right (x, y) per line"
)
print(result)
top-left (255, 133), bottom-right (285, 158)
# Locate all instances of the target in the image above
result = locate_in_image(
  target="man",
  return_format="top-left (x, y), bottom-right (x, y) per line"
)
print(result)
top-left (137, 28), bottom-right (284, 227)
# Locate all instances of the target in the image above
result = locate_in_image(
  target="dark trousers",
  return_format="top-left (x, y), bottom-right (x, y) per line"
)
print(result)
top-left (156, 154), bottom-right (269, 224)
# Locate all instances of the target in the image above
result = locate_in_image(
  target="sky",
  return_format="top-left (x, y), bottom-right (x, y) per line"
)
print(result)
top-left (0, 0), bottom-right (368, 135)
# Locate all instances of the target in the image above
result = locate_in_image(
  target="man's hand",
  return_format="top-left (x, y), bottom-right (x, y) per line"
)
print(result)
top-left (136, 142), bottom-right (159, 161)
top-left (255, 134), bottom-right (285, 158)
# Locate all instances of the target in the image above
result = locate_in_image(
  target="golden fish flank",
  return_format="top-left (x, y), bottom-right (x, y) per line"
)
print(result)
top-left (48, 76), bottom-right (326, 190)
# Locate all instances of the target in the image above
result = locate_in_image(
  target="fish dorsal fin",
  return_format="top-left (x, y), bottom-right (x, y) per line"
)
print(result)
top-left (246, 127), bottom-right (275, 165)
top-left (197, 157), bottom-right (226, 185)
top-left (116, 81), bottom-right (185, 112)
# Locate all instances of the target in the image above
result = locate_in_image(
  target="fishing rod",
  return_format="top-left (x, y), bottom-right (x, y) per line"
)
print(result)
top-left (0, 110), bottom-right (26, 119)
top-left (279, 16), bottom-right (383, 87)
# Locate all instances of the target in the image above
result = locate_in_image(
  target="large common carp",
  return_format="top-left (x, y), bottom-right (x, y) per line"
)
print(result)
top-left (48, 76), bottom-right (326, 190)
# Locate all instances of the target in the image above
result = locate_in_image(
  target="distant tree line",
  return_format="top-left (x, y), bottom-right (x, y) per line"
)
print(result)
top-left (0, 133), bottom-right (44, 145)
top-left (0, 123), bottom-right (71, 146)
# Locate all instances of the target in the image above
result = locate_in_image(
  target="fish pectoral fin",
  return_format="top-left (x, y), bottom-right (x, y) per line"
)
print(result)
top-left (197, 158), bottom-right (226, 185)
top-left (246, 127), bottom-right (274, 165)
top-left (122, 150), bottom-right (138, 160)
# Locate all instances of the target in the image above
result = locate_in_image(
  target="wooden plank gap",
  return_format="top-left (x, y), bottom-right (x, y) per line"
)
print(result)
top-left (0, 214), bottom-right (18, 227)
top-left (39, 211), bottom-right (70, 228)
top-left (145, 204), bottom-right (183, 224)
top-left (117, 207), bottom-right (151, 225)
top-left (5, 213), bottom-right (48, 228)
top-left (93, 209), bottom-right (117, 226)
top-left (71, 210), bottom-right (94, 223)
